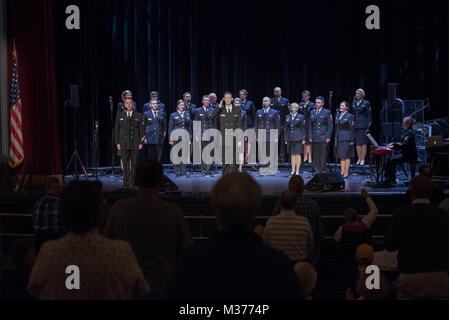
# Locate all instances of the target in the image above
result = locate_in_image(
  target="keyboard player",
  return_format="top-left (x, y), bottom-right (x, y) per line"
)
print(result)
top-left (384, 116), bottom-right (418, 184)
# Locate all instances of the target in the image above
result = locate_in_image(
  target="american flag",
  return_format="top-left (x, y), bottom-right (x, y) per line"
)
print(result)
top-left (9, 45), bottom-right (24, 168)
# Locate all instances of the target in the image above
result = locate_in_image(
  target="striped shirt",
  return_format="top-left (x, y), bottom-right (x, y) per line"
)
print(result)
top-left (263, 210), bottom-right (313, 262)
top-left (272, 196), bottom-right (325, 250)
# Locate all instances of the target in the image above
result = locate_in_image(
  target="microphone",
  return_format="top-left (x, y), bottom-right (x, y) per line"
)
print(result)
top-left (109, 96), bottom-right (113, 112)
top-left (94, 121), bottom-right (99, 144)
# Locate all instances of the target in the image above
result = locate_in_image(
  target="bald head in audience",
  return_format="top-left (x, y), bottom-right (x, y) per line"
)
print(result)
top-left (211, 172), bottom-right (262, 231)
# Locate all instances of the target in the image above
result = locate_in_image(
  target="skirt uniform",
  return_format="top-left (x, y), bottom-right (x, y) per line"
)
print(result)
top-left (355, 129), bottom-right (369, 145)
top-left (288, 141), bottom-right (304, 155)
top-left (335, 141), bottom-right (355, 160)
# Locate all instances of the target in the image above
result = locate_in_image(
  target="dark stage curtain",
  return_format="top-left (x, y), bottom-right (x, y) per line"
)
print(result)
top-left (7, 0), bottom-right (61, 180)
top-left (51, 0), bottom-right (449, 167)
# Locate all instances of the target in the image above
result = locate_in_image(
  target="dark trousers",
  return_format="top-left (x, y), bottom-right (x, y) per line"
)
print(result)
top-left (200, 141), bottom-right (213, 174)
top-left (312, 142), bottom-right (328, 173)
top-left (144, 144), bottom-right (162, 161)
top-left (122, 149), bottom-right (139, 188)
top-left (222, 141), bottom-right (238, 175)
top-left (279, 131), bottom-right (287, 163)
top-left (172, 141), bottom-right (187, 176)
top-left (385, 154), bottom-right (405, 181)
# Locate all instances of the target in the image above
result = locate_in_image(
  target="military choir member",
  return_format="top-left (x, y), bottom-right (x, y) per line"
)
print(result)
top-left (351, 89), bottom-right (372, 166)
top-left (144, 99), bottom-right (166, 162)
top-left (309, 96), bottom-right (333, 173)
top-left (143, 91), bottom-right (166, 113)
top-left (299, 90), bottom-right (315, 164)
top-left (193, 95), bottom-right (217, 176)
top-left (334, 101), bottom-right (355, 178)
top-left (233, 98), bottom-right (246, 172)
top-left (169, 100), bottom-right (192, 177)
top-left (209, 93), bottom-right (219, 109)
top-left (239, 89), bottom-right (256, 164)
top-left (182, 92), bottom-right (197, 118)
top-left (284, 103), bottom-right (307, 176)
top-left (270, 87), bottom-right (290, 163)
top-left (256, 97), bottom-right (281, 174)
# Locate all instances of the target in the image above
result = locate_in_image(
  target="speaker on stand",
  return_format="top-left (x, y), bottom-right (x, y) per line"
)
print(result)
top-left (305, 172), bottom-right (345, 192)
top-left (64, 85), bottom-right (88, 180)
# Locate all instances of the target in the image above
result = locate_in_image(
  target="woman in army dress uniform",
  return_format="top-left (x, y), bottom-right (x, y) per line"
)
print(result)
top-left (334, 101), bottom-right (355, 178)
top-left (284, 103), bottom-right (307, 176)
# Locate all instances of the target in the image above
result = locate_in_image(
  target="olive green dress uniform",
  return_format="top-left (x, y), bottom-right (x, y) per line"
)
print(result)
top-left (211, 105), bottom-right (243, 175)
top-left (115, 111), bottom-right (146, 189)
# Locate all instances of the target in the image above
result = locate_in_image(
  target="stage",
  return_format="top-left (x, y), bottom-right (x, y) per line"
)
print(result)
top-left (80, 162), bottom-right (412, 197)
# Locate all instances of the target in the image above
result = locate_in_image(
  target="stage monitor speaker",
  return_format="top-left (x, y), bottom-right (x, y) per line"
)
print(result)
top-left (305, 172), bottom-right (345, 192)
top-left (70, 85), bottom-right (80, 108)
top-left (431, 153), bottom-right (449, 178)
top-left (160, 174), bottom-right (181, 195)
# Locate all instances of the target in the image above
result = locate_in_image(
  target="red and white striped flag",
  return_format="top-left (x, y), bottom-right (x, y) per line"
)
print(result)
top-left (9, 43), bottom-right (24, 168)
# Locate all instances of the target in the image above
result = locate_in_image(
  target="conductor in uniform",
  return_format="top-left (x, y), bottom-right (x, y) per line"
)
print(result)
top-left (309, 96), bottom-right (333, 173)
top-left (116, 90), bottom-right (137, 171)
top-left (144, 99), bottom-right (166, 161)
top-left (115, 97), bottom-right (146, 191)
top-left (211, 92), bottom-right (242, 175)
top-left (256, 97), bottom-right (281, 174)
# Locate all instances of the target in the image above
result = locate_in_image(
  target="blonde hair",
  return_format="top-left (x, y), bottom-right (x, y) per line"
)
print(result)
top-left (290, 103), bottom-right (299, 111)
top-left (356, 89), bottom-right (366, 98)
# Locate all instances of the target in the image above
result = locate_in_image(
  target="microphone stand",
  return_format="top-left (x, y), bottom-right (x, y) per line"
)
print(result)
top-left (94, 121), bottom-right (99, 180)
top-left (327, 91), bottom-right (334, 172)
top-left (109, 97), bottom-right (116, 174)
top-left (334, 111), bottom-right (340, 174)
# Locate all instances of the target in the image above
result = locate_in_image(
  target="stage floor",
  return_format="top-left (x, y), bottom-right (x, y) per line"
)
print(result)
top-left (84, 163), bottom-right (413, 197)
